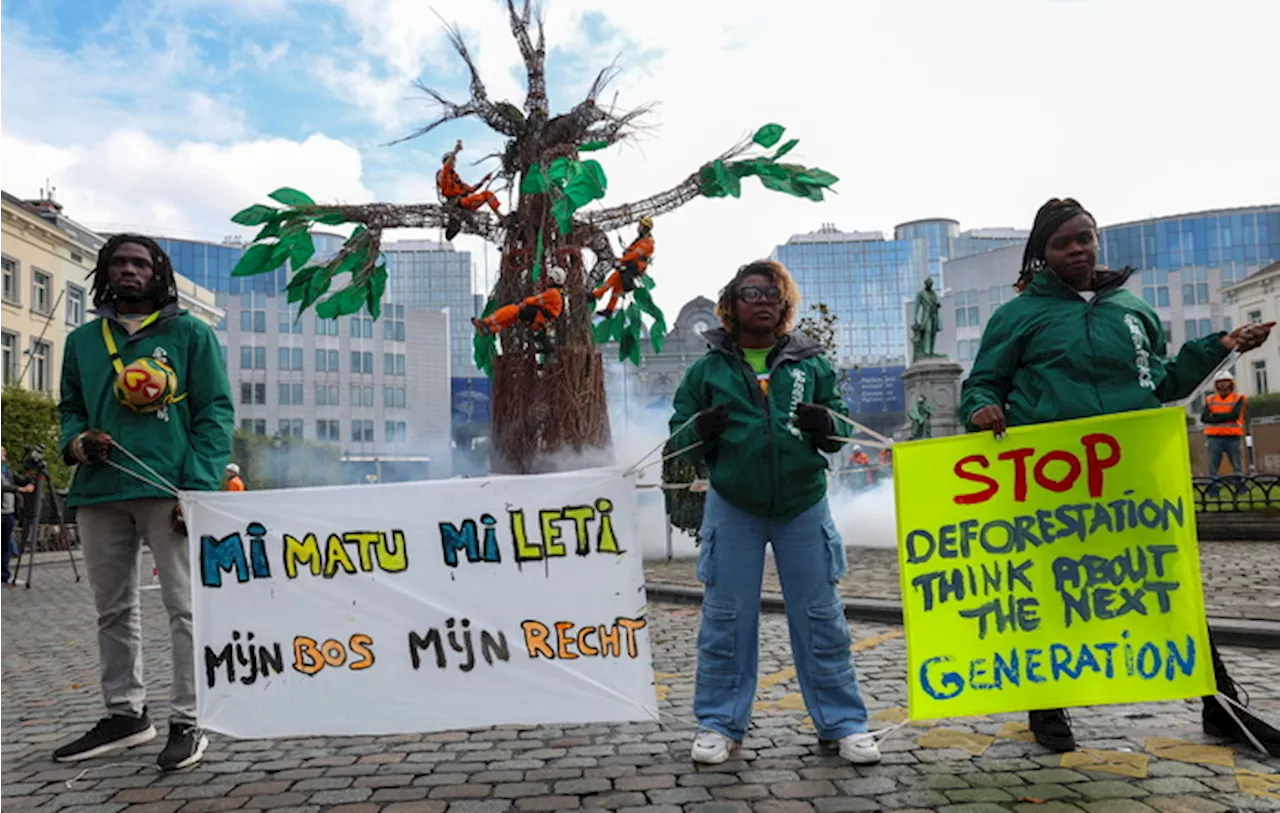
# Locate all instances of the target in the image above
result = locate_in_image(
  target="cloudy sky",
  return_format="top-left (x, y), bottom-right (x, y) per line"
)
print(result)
top-left (3, 0), bottom-right (1277, 314)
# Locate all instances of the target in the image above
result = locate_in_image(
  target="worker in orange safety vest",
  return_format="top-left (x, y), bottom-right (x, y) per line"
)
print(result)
top-left (1201, 370), bottom-right (1247, 475)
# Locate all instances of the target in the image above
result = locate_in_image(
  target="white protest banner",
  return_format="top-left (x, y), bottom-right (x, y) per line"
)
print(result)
top-left (185, 468), bottom-right (656, 738)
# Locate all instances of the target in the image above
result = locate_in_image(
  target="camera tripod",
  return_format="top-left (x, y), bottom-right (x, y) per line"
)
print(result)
top-left (10, 468), bottom-right (81, 588)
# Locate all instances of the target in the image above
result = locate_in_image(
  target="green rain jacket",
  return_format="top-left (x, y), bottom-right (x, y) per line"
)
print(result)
top-left (668, 328), bottom-right (849, 521)
top-left (59, 302), bottom-right (235, 508)
top-left (959, 267), bottom-right (1229, 430)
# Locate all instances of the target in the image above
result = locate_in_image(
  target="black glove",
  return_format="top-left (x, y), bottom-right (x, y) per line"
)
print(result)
top-left (70, 430), bottom-right (113, 465)
top-left (793, 403), bottom-right (834, 436)
top-left (171, 504), bottom-right (187, 537)
top-left (694, 405), bottom-right (729, 442)
top-left (518, 304), bottom-right (540, 323)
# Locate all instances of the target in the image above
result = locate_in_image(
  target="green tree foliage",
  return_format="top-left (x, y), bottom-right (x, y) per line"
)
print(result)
top-left (1, 386), bottom-right (71, 488)
top-left (796, 302), bottom-right (849, 390)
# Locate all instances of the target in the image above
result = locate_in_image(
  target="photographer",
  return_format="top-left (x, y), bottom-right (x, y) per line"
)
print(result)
top-left (2, 446), bottom-right (36, 585)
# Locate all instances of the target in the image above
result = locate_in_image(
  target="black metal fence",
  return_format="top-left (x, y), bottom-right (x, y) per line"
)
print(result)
top-left (1191, 474), bottom-right (1280, 513)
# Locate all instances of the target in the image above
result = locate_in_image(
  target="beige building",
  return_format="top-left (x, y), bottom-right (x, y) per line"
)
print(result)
top-left (2, 190), bottom-right (222, 399)
top-left (1222, 260), bottom-right (1279, 398)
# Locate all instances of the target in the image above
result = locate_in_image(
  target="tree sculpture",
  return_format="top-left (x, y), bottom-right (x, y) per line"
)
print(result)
top-left (229, 1), bottom-right (838, 474)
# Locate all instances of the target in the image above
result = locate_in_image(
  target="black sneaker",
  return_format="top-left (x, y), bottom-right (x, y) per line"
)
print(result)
top-left (158, 722), bottom-right (209, 771)
top-left (1028, 708), bottom-right (1076, 752)
top-left (53, 712), bottom-right (157, 762)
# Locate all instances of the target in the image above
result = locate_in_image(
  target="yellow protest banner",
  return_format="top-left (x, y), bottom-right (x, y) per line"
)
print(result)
top-left (894, 407), bottom-right (1214, 720)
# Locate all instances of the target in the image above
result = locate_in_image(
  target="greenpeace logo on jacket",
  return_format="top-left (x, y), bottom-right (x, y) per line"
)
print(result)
top-left (959, 268), bottom-right (1229, 431)
top-left (667, 329), bottom-right (848, 521)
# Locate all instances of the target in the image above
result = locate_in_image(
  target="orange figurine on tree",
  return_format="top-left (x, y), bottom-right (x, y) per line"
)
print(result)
top-left (472, 266), bottom-right (566, 358)
top-left (593, 216), bottom-right (654, 316)
top-left (437, 139), bottom-right (501, 240)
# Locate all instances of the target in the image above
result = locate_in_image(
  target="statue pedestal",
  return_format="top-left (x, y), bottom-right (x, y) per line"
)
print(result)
top-left (901, 358), bottom-right (965, 439)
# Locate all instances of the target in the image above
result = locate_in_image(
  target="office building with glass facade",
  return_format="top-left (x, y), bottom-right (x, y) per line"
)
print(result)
top-left (154, 234), bottom-right (454, 476)
top-left (774, 220), bottom-right (1027, 368)
top-left (939, 205), bottom-right (1280, 395)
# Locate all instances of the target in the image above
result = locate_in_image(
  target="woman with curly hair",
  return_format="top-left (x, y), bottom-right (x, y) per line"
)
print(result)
top-left (666, 259), bottom-right (879, 766)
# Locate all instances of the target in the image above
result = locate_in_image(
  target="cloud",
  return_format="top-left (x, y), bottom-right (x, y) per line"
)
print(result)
top-left (1, 130), bottom-right (374, 241)
top-left (3, 0), bottom-right (1277, 324)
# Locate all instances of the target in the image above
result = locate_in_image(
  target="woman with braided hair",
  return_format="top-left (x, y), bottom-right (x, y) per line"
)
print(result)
top-left (960, 198), bottom-right (1278, 756)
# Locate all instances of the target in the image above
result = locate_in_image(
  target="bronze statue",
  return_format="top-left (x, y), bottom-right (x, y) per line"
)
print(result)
top-left (911, 277), bottom-right (942, 362)
top-left (908, 393), bottom-right (933, 439)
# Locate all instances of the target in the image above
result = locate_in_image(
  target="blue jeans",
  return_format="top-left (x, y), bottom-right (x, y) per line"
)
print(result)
top-left (2, 513), bottom-right (16, 583)
top-left (1206, 435), bottom-right (1243, 475)
top-left (693, 489), bottom-right (869, 741)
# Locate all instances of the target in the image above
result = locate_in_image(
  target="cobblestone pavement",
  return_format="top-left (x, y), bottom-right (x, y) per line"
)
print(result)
top-left (645, 542), bottom-right (1280, 622)
top-left (3, 561), bottom-right (1279, 812)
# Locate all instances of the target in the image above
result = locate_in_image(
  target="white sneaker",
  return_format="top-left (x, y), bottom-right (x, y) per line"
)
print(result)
top-left (838, 732), bottom-right (881, 765)
top-left (690, 729), bottom-right (734, 764)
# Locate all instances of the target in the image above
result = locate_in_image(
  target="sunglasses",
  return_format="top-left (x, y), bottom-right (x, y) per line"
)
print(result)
top-left (738, 285), bottom-right (782, 304)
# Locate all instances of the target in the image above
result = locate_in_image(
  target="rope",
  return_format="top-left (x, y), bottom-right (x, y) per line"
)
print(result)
top-left (628, 440), bottom-right (705, 476)
top-left (106, 439), bottom-right (182, 497)
top-left (621, 411), bottom-right (703, 477)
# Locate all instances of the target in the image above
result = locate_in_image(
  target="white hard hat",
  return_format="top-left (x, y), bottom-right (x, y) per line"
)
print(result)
top-left (1214, 371), bottom-right (1234, 382)
top-left (226, 463), bottom-right (240, 474)
top-left (547, 266), bottom-right (567, 285)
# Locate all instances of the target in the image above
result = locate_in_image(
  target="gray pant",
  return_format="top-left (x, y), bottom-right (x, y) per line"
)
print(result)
top-left (1206, 435), bottom-right (1244, 475)
top-left (78, 498), bottom-right (195, 724)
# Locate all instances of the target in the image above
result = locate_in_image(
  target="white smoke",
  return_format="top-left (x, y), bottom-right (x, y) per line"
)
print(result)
top-left (829, 479), bottom-right (898, 550)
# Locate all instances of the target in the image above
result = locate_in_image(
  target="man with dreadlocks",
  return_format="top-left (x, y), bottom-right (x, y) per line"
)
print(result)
top-left (960, 198), bottom-right (1278, 756)
top-left (53, 235), bottom-right (234, 771)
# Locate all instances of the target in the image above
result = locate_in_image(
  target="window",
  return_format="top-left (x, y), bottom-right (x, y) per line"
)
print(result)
top-left (32, 270), bottom-right (52, 314)
top-left (1255, 361), bottom-right (1270, 395)
top-left (316, 349), bottom-right (341, 372)
top-left (1183, 318), bottom-right (1215, 340)
top-left (350, 316), bottom-right (374, 338)
top-left (1161, 321), bottom-right (1173, 341)
top-left (279, 309), bottom-right (304, 334)
top-left (1248, 309), bottom-right (1264, 324)
top-left (28, 340), bottom-right (51, 391)
top-left (316, 419), bottom-right (341, 442)
top-left (239, 292), bottom-right (267, 333)
top-left (279, 383), bottom-right (304, 405)
top-left (1223, 316), bottom-right (1232, 332)
top-left (383, 308), bottom-right (406, 342)
top-left (351, 385), bottom-right (374, 407)
top-left (240, 419), bottom-right (267, 436)
top-left (220, 345), bottom-right (228, 364)
top-left (1141, 270), bottom-right (1170, 308)
top-left (385, 421), bottom-right (408, 443)
top-left (66, 284), bottom-right (86, 326)
top-left (384, 353), bottom-right (407, 376)
top-left (2, 257), bottom-right (18, 304)
top-left (279, 418), bottom-right (304, 438)
top-left (957, 338), bottom-right (982, 362)
top-left (316, 384), bottom-right (340, 406)
top-left (279, 347), bottom-right (304, 370)
top-left (384, 386), bottom-right (406, 408)
top-left (351, 420), bottom-right (375, 443)
top-left (953, 290), bottom-right (980, 328)
top-left (988, 285), bottom-right (1012, 309)
top-left (240, 382), bottom-right (254, 405)
top-left (1180, 267), bottom-right (1210, 305)
top-left (239, 309), bottom-right (267, 333)
top-left (2, 331), bottom-right (18, 385)
top-left (315, 315), bottom-right (339, 336)
top-left (240, 346), bottom-right (266, 369)
top-left (255, 383), bottom-right (266, 404)
top-left (351, 351), bottom-right (373, 374)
